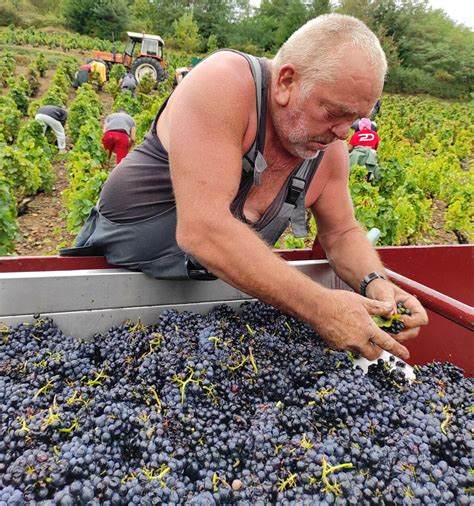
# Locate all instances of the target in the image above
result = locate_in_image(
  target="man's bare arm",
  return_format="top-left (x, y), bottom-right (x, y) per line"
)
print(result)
top-left (312, 142), bottom-right (386, 288)
top-left (168, 56), bottom-right (328, 325)
top-left (312, 142), bottom-right (428, 337)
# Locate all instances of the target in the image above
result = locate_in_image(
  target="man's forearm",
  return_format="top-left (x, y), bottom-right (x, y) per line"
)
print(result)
top-left (322, 227), bottom-right (386, 292)
top-left (179, 216), bottom-right (329, 326)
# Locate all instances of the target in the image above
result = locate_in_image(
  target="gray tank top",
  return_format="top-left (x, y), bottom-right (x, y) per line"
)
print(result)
top-left (99, 50), bottom-right (324, 244)
top-left (104, 112), bottom-right (136, 135)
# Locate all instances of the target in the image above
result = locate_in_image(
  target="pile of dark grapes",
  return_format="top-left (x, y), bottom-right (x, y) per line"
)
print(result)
top-left (0, 302), bottom-right (472, 505)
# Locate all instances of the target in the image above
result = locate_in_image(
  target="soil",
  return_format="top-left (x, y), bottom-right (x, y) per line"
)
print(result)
top-left (7, 48), bottom-right (463, 256)
top-left (13, 158), bottom-right (76, 256)
top-left (413, 199), bottom-right (459, 246)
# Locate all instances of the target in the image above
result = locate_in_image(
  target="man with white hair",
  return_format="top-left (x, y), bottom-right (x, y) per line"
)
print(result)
top-left (63, 14), bottom-right (428, 360)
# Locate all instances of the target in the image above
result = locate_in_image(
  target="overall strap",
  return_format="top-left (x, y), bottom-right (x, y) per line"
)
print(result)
top-left (289, 152), bottom-right (324, 237)
top-left (257, 151), bottom-right (325, 245)
top-left (238, 53), bottom-right (268, 185)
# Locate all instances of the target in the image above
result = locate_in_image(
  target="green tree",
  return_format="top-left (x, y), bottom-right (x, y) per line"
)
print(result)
top-left (309, 0), bottom-right (331, 17)
top-left (335, 0), bottom-right (374, 26)
top-left (206, 33), bottom-right (219, 54)
top-left (273, 0), bottom-right (308, 49)
top-left (63, 0), bottom-right (95, 34)
top-left (144, 1), bottom-right (188, 38)
top-left (90, 0), bottom-right (129, 39)
top-left (239, 6), bottom-right (280, 52)
top-left (172, 11), bottom-right (202, 53)
top-left (129, 0), bottom-right (159, 33)
top-left (63, 0), bottom-right (128, 39)
top-left (192, 0), bottom-right (233, 47)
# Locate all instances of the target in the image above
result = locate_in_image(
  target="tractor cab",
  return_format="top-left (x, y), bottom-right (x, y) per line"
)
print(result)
top-left (123, 32), bottom-right (164, 67)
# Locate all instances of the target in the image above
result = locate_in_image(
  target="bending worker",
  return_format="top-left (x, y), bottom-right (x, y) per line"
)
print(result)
top-left (101, 109), bottom-right (136, 164)
top-left (348, 118), bottom-right (380, 152)
top-left (73, 64), bottom-right (90, 89)
top-left (35, 104), bottom-right (67, 153)
top-left (348, 117), bottom-right (381, 181)
top-left (62, 14), bottom-right (428, 361)
top-left (119, 72), bottom-right (138, 95)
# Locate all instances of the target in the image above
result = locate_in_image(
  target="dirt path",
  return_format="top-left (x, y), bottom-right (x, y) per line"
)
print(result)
top-left (13, 157), bottom-right (76, 255)
top-left (415, 199), bottom-right (458, 246)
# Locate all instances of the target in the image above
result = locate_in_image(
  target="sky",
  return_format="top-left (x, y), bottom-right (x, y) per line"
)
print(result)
top-left (249, 0), bottom-right (474, 29)
top-left (428, 0), bottom-right (474, 29)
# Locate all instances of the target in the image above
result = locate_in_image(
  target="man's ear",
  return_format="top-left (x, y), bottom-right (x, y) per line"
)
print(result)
top-left (273, 64), bottom-right (296, 107)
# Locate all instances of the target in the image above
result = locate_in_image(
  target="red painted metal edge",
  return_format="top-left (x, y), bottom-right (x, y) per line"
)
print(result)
top-left (0, 256), bottom-right (114, 272)
top-left (387, 269), bottom-right (474, 332)
top-left (2, 245), bottom-right (471, 272)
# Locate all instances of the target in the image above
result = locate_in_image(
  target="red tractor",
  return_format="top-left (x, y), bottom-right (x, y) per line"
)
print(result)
top-left (90, 32), bottom-right (166, 83)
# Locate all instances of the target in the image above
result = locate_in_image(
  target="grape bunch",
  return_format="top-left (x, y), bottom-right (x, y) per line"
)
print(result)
top-left (0, 485), bottom-right (24, 505)
top-left (0, 303), bottom-right (472, 505)
top-left (373, 302), bottom-right (413, 335)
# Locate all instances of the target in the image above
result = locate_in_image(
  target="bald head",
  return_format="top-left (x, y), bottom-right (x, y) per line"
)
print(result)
top-left (273, 14), bottom-right (387, 97)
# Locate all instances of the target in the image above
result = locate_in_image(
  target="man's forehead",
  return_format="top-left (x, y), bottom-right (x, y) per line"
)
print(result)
top-left (323, 98), bottom-right (373, 117)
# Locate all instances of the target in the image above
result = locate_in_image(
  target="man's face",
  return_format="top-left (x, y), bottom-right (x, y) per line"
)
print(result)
top-left (271, 53), bottom-right (382, 159)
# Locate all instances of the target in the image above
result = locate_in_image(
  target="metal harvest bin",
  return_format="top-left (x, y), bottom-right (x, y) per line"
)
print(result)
top-left (1, 245), bottom-right (472, 374)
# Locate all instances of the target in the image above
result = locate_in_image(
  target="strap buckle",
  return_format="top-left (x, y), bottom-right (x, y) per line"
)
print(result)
top-left (286, 176), bottom-right (306, 205)
top-left (185, 256), bottom-right (217, 281)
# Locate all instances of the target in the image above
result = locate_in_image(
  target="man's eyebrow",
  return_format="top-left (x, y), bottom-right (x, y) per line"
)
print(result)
top-left (326, 101), bottom-right (358, 115)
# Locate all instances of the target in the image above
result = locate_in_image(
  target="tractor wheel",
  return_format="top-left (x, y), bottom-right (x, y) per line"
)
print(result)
top-left (131, 57), bottom-right (165, 83)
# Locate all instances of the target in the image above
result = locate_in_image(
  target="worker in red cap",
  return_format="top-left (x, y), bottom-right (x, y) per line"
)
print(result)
top-left (348, 117), bottom-right (381, 181)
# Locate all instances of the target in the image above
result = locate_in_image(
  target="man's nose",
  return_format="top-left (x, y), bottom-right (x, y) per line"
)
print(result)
top-left (331, 123), bottom-right (351, 140)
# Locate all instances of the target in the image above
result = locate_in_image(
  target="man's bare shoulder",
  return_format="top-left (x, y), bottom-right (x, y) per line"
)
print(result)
top-left (171, 51), bottom-right (256, 109)
top-left (319, 140), bottom-right (350, 179)
top-left (163, 51), bottom-right (259, 153)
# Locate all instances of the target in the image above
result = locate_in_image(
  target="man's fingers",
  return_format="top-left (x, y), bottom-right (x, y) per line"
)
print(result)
top-left (358, 341), bottom-right (383, 361)
top-left (370, 329), bottom-right (410, 360)
top-left (392, 327), bottom-right (420, 342)
top-left (398, 295), bottom-right (429, 325)
top-left (362, 297), bottom-right (394, 317)
top-left (400, 310), bottom-right (428, 328)
top-left (390, 327), bottom-right (420, 343)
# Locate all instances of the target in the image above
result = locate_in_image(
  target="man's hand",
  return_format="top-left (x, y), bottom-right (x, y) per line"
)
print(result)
top-left (313, 289), bottom-right (411, 361)
top-left (366, 278), bottom-right (428, 341)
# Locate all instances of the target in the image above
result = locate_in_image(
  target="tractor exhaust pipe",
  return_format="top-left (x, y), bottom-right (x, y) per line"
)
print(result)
top-left (112, 31), bottom-right (116, 63)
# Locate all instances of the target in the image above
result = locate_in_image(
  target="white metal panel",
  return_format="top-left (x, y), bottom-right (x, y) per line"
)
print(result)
top-left (0, 260), bottom-right (346, 316)
top-left (0, 301), bottom-right (249, 340)
top-left (0, 260), bottom-right (350, 339)
top-left (0, 269), bottom-right (252, 315)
